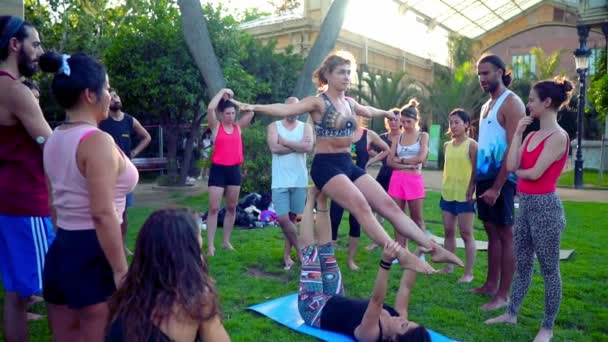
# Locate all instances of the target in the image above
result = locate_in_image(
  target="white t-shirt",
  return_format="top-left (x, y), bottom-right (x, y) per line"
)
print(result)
top-left (271, 120), bottom-right (308, 189)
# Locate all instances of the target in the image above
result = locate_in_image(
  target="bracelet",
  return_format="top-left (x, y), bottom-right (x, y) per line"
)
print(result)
top-left (315, 208), bottom-right (329, 213)
top-left (379, 259), bottom-right (392, 270)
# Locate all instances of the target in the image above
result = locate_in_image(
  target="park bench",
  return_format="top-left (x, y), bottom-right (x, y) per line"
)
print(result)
top-left (132, 157), bottom-right (168, 172)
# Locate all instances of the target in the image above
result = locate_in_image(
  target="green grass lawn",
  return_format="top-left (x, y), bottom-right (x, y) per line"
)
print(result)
top-left (558, 169), bottom-right (608, 189)
top-left (5, 192), bottom-right (608, 341)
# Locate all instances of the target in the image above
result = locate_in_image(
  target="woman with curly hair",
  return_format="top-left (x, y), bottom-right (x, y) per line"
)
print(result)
top-left (107, 207), bottom-right (229, 341)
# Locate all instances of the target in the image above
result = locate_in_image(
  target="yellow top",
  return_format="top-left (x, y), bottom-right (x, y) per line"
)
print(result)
top-left (441, 138), bottom-right (473, 202)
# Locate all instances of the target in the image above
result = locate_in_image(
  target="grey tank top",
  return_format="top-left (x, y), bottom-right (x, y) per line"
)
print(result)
top-left (396, 133), bottom-right (421, 159)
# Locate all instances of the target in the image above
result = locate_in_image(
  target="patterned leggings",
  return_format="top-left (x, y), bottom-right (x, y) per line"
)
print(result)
top-left (298, 242), bottom-right (344, 327)
top-left (507, 192), bottom-right (566, 329)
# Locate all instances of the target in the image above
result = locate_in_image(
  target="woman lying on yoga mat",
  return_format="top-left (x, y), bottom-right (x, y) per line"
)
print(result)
top-left (231, 52), bottom-right (462, 270)
top-left (297, 187), bottom-right (431, 342)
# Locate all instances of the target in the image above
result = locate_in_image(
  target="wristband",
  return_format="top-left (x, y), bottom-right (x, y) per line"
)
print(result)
top-left (380, 259), bottom-right (392, 270)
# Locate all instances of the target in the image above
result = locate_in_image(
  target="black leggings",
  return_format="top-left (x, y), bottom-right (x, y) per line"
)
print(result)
top-left (330, 201), bottom-right (361, 240)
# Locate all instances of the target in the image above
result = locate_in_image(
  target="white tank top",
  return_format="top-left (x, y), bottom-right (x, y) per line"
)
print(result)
top-left (396, 133), bottom-right (421, 159)
top-left (271, 120), bottom-right (308, 189)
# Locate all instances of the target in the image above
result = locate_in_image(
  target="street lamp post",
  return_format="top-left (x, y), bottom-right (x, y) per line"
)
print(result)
top-left (574, 25), bottom-right (591, 189)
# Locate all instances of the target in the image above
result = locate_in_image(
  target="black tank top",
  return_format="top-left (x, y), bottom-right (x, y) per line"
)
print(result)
top-left (351, 129), bottom-right (369, 169)
top-left (320, 295), bottom-right (399, 339)
top-left (98, 113), bottom-right (134, 157)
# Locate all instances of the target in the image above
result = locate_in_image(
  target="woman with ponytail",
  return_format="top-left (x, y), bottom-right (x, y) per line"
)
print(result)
top-left (486, 78), bottom-right (573, 342)
top-left (40, 51), bottom-right (137, 341)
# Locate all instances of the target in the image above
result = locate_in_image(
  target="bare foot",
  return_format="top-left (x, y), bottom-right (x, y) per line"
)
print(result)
top-left (222, 242), bottom-right (235, 250)
top-left (398, 249), bottom-right (436, 274)
top-left (347, 261), bottom-right (360, 271)
top-left (469, 286), bottom-right (497, 296)
top-left (124, 247), bottom-right (134, 256)
top-left (484, 313), bottom-right (517, 325)
top-left (207, 247), bottom-right (215, 257)
top-left (458, 274), bottom-right (474, 283)
top-left (481, 296), bottom-right (509, 311)
top-left (27, 312), bottom-right (44, 321)
top-left (283, 258), bottom-right (295, 270)
top-left (429, 242), bottom-right (464, 267)
top-left (365, 243), bottom-right (378, 251)
top-left (438, 265), bottom-right (454, 274)
top-left (28, 295), bottom-right (44, 305)
top-left (533, 328), bottom-right (553, 342)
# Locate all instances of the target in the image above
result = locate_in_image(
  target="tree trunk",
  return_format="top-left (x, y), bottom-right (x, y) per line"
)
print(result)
top-left (179, 109), bottom-right (207, 184)
top-left (177, 0), bottom-right (226, 95)
top-left (292, 0), bottom-right (350, 106)
top-left (164, 125), bottom-right (179, 182)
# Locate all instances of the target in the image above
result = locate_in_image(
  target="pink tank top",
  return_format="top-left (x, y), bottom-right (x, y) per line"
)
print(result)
top-left (211, 124), bottom-right (243, 166)
top-left (517, 131), bottom-right (569, 195)
top-left (43, 125), bottom-right (139, 230)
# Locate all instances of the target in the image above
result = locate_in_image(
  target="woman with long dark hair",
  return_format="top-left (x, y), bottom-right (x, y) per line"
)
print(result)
top-left (232, 52), bottom-right (462, 269)
top-left (107, 207), bottom-right (229, 341)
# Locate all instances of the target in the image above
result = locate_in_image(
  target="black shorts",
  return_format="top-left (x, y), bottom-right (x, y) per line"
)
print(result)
top-left (43, 228), bottom-right (115, 309)
top-left (476, 180), bottom-right (516, 226)
top-left (375, 166), bottom-right (393, 192)
top-left (208, 163), bottom-right (242, 187)
top-left (310, 153), bottom-right (366, 190)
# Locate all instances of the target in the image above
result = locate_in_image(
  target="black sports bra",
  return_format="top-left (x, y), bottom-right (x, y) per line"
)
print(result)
top-left (314, 93), bottom-right (358, 137)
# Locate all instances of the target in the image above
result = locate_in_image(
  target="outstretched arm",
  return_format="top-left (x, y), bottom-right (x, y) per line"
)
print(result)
top-left (354, 242), bottom-right (401, 342)
top-left (348, 98), bottom-right (394, 119)
top-left (232, 97), bottom-right (321, 118)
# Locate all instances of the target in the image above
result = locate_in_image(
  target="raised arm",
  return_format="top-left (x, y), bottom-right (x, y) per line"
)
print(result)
top-left (506, 116), bottom-right (533, 172)
top-left (515, 131), bottom-right (568, 181)
top-left (279, 123), bottom-right (314, 153)
top-left (238, 110), bottom-right (255, 129)
top-left (354, 242), bottom-right (401, 342)
top-left (365, 130), bottom-right (389, 168)
top-left (12, 82), bottom-right (52, 147)
top-left (233, 96), bottom-right (322, 118)
top-left (267, 123), bottom-right (292, 155)
top-left (130, 117), bottom-right (151, 158)
top-left (207, 89), bottom-right (234, 130)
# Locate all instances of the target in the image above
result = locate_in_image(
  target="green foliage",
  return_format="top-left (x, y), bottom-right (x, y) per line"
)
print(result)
top-left (240, 122), bottom-right (273, 194)
top-left (588, 50), bottom-right (607, 123)
top-left (424, 62), bottom-right (485, 134)
top-left (447, 33), bottom-right (474, 67)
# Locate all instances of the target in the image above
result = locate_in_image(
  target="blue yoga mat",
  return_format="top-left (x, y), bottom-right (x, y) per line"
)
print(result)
top-left (247, 293), bottom-right (458, 342)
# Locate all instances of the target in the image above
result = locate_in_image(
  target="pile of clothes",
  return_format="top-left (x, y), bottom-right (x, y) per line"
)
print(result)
top-left (201, 193), bottom-right (278, 229)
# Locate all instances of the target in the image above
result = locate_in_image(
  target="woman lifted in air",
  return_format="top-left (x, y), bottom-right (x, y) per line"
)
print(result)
top-left (232, 52), bottom-right (462, 268)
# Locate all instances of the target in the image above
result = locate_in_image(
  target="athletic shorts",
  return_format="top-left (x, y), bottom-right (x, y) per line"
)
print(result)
top-left (440, 197), bottom-right (476, 215)
top-left (388, 171), bottom-right (425, 201)
top-left (208, 163), bottom-right (242, 188)
top-left (475, 180), bottom-right (516, 226)
top-left (272, 187), bottom-right (307, 216)
top-left (310, 153), bottom-right (366, 190)
top-left (126, 192), bottom-right (134, 208)
top-left (0, 215), bottom-right (55, 297)
top-left (43, 228), bottom-right (115, 309)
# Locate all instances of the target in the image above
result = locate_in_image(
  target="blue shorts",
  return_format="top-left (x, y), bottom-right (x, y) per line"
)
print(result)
top-left (272, 187), bottom-right (307, 216)
top-left (0, 215), bottom-right (55, 297)
top-left (439, 197), bottom-right (476, 216)
top-left (126, 192), bottom-right (134, 208)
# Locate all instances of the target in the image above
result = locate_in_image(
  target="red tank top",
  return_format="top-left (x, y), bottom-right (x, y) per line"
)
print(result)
top-left (211, 124), bottom-right (243, 166)
top-left (0, 71), bottom-right (50, 216)
top-left (517, 131), bottom-right (569, 195)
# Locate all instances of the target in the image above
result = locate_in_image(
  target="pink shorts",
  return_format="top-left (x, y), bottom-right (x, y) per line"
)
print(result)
top-left (388, 171), bottom-right (425, 201)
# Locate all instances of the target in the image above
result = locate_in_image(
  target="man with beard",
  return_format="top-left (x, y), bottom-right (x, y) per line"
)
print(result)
top-left (0, 16), bottom-right (55, 342)
top-left (267, 97), bottom-right (313, 269)
top-left (471, 54), bottom-right (525, 311)
top-left (99, 90), bottom-right (151, 255)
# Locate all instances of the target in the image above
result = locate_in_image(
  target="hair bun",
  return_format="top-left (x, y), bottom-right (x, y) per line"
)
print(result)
top-left (39, 51), bottom-right (64, 74)
top-left (556, 77), bottom-right (574, 93)
top-left (408, 99), bottom-right (419, 108)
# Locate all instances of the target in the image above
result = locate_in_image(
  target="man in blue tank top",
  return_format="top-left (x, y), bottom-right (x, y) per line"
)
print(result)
top-left (99, 90), bottom-right (151, 254)
top-left (472, 55), bottom-right (525, 311)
